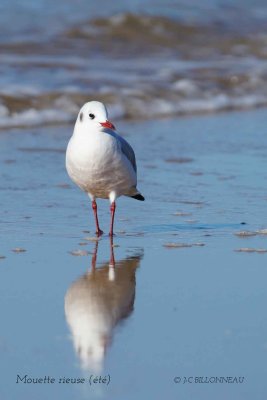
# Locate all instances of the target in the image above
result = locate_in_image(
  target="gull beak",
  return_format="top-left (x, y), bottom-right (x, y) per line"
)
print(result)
top-left (100, 120), bottom-right (116, 130)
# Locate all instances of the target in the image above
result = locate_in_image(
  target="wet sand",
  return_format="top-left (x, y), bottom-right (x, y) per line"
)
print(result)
top-left (1, 109), bottom-right (267, 399)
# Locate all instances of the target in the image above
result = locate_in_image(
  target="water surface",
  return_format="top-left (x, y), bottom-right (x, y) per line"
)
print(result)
top-left (1, 109), bottom-right (267, 399)
top-left (1, 1), bottom-right (267, 128)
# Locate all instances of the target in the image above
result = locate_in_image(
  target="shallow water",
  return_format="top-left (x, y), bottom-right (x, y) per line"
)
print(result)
top-left (1, 109), bottom-right (267, 399)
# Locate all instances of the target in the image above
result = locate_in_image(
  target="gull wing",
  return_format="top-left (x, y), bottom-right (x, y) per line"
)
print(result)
top-left (118, 135), bottom-right (137, 173)
top-left (102, 127), bottom-right (137, 173)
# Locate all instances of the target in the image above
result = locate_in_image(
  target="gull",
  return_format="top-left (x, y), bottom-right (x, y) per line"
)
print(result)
top-left (66, 101), bottom-right (144, 235)
top-left (65, 240), bottom-right (142, 372)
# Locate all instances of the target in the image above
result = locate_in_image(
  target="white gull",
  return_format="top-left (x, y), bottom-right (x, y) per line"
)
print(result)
top-left (66, 101), bottom-right (144, 235)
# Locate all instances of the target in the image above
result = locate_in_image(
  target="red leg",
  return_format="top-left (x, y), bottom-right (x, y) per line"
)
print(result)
top-left (109, 201), bottom-right (116, 236)
top-left (92, 200), bottom-right (103, 236)
top-left (91, 241), bottom-right (99, 271)
top-left (109, 236), bottom-right (115, 267)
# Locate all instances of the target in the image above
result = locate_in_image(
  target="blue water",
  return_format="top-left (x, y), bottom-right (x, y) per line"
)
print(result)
top-left (1, 0), bottom-right (267, 128)
top-left (1, 109), bottom-right (267, 399)
top-left (1, 0), bottom-right (267, 41)
top-left (1, 3), bottom-right (267, 398)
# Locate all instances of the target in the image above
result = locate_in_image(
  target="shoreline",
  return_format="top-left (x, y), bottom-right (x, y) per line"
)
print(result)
top-left (1, 103), bottom-right (267, 132)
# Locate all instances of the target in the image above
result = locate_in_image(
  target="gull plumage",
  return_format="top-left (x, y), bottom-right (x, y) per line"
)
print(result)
top-left (66, 101), bottom-right (144, 235)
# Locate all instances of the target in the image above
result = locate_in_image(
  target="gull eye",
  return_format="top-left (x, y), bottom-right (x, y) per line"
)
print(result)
top-left (89, 113), bottom-right (95, 120)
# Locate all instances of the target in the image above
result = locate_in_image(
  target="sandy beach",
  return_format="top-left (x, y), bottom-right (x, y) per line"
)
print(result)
top-left (1, 108), bottom-right (267, 399)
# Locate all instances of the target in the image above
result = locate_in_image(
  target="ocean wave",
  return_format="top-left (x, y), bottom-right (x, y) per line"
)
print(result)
top-left (64, 13), bottom-right (209, 54)
top-left (1, 89), bottom-right (267, 129)
top-left (62, 13), bottom-right (267, 59)
top-left (1, 13), bottom-right (267, 128)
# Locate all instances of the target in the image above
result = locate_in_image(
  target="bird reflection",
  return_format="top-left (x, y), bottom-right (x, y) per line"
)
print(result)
top-left (65, 238), bottom-right (143, 372)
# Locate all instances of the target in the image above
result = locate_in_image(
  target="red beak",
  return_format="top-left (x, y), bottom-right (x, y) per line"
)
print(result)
top-left (100, 120), bottom-right (115, 130)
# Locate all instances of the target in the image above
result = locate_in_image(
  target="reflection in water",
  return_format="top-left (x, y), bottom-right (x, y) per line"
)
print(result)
top-left (65, 239), bottom-right (143, 372)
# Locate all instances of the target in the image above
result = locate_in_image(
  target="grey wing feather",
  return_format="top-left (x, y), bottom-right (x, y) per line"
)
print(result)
top-left (118, 136), bottom-right (137, 173)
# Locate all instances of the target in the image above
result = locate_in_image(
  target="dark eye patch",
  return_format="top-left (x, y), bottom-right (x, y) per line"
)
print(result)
top-left (79, 112), bottom-right (83, 122)
top-left (89, 113), bottom-right (95, 120)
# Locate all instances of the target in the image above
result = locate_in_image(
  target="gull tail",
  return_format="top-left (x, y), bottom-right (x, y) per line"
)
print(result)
top-left (127, 187), bottom-right (145, 201)
top-left (131, 193), bottom-right (145, 201)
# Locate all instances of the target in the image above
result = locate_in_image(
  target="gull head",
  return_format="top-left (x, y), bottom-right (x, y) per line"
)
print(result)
top-left (76, 101), bottom-right (115, 131)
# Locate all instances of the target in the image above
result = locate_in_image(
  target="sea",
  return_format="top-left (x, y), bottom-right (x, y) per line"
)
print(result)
top-left (1, 0), bottom-right (267, 128)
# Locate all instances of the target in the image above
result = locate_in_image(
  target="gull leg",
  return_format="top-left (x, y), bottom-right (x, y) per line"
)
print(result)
top-left (109, 235), bottom-right (115, 267)
top-left (92, 200), bottom-right (103, 236)
top-left (109, 201), bottom-right (116, 236)
top-left (91, 241), bottom-right (99, 271)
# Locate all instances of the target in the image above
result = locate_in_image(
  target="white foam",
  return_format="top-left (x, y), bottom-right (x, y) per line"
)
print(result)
top-left (173, 79), bottom-right (199, 95)
top-left (0, 108), bottom-right (71, 128)
top-left (0, 91), bottom-right (267, 130)
top-left (53, 96), bottom-right (79, 114)
top-left (0, 104), bottom-right (9, 117)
